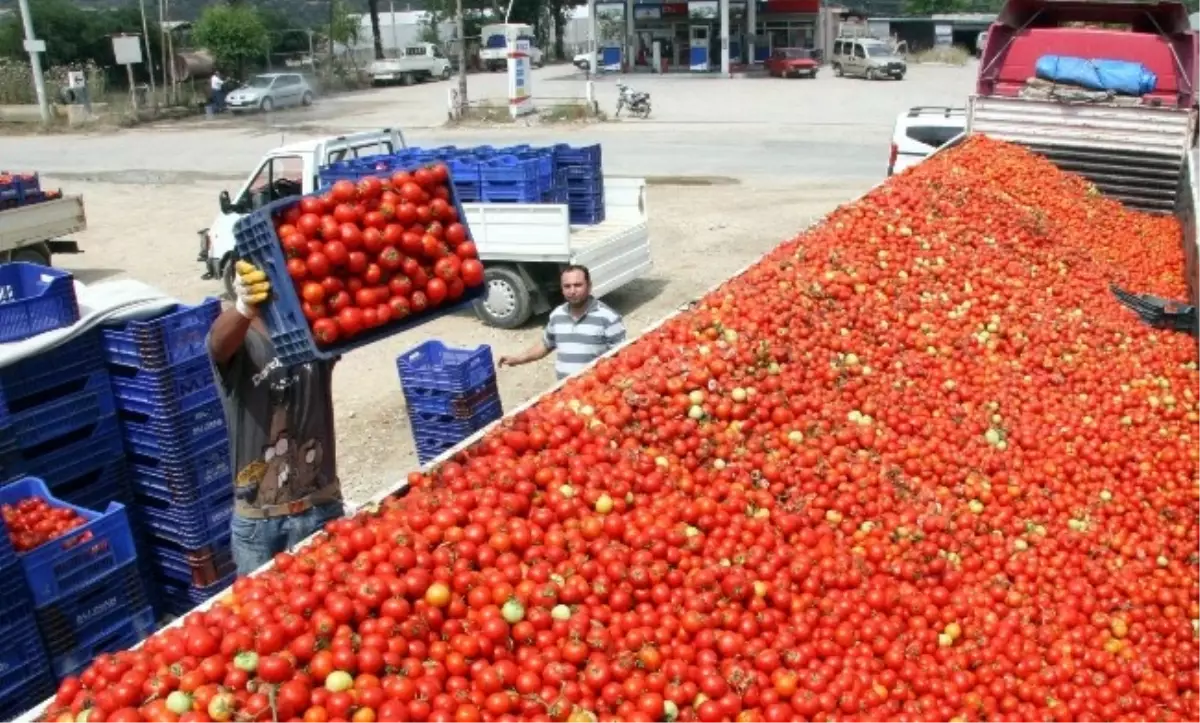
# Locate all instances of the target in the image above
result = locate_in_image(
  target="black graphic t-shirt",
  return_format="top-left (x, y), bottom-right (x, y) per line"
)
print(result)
top-left (211, 327), bottom-right (340, 516)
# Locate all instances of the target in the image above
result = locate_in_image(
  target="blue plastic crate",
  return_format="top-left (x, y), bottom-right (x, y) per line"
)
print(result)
top-left (100, 298), bottom-right (221, 371)
top-left (414, 435), bottom-right (463, 466)
top-left (397, 341), bottom-right (496, 394)
top-left (0, 562), bottom-right (32, 637)
top-left (570, 206), bottom-right (607, 226)
top-left (0, 627), bottom-right (53, 717)
top-left (403, 377), bottom-right (498, 417)
top-left (410, 397), bottom-right (503, 440)
top-left (0, 477), bottom-right (139, 607)
top-left (36, 560), bottom-right (152, 658)
top-left (481, 182), bottom-right (541, 202)
top-left (50, 605), bottom-right (156, 681)
top-left (0, 518), bottom-right (13, 572)
top-left (127, 438), bottom-right (231, 506)
top-left (136, 484), bottom-right (234, 549)
top-left (145, 530), bottom-right (234, 587)
top-left (233, 175), bottom-right (485, 368)
top-left (552, 143), bottom-right (602, 170)
top-left (0, 263), bottom-right (79, 344)
top-left (118, 394), bottom-right (227, 457)
top-left (154, 572), bottom-right (233, 617)
top-left (0, 331), bottom-right (104, 418)
top-left (36, 441), bottom-right (129, 511)
top-left (481, 156), bottom-right (540, 186)
top-left (107, 354), bottom-right (219, 418)
top-left (0, 415), bottom-right (122, 483)
top-left (0, 370), bottom-right (115, 451)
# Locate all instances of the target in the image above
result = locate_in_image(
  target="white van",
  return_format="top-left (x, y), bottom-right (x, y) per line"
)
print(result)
top-left (369, 43), bottom-right (452, 85)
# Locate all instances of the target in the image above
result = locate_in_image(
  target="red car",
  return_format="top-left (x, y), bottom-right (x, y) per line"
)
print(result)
top-left (766, 48), bottom-right (819, 78)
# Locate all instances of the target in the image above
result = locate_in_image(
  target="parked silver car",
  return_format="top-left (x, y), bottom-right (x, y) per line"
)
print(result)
top-left (226, 73), bottom-right (315, 113)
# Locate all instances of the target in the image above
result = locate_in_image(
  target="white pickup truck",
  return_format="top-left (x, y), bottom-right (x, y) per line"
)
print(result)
top-left (198, 129), bottom-right (652, 329)
top-left (479, 23), bottom-right (545, 72)
top-left (0, 195), bottom-right (88, 265)
top-left (369, 43), bottom-right (452, 85)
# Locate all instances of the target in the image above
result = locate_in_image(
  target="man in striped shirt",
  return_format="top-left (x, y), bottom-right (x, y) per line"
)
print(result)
top-left (498, 265), bottom-right (627, 380)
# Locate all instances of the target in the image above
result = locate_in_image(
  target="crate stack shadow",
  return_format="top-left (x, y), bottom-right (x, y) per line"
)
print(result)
top-left (99, 298), bottom-right (237, 617)
top-left (396, 341), bottom-right (503, 465)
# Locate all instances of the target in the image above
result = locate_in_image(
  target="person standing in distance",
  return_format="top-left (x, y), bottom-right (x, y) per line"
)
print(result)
top-left (210, 70), bottom-right (225, 113)
top-left (498, 265), bottom-right (627, 379)
top-left (208, 260), bottom-right (344, 575)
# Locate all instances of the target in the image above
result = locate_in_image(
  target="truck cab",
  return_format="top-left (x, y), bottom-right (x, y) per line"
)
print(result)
top-left (199, 129), bottom-right (407, 289)
top-left (479, 23), bottom-right (544, 72)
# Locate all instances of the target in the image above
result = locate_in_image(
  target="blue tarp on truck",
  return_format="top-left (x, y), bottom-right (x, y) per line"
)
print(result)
top-left (1035, 55), bottom-right (1158, 96)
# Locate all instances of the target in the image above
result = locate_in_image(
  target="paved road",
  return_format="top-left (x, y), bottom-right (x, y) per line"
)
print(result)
top-left (0, 64), bottom-right (976, 185)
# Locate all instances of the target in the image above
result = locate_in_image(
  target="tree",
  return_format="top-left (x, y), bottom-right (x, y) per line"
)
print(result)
top-left (368, 0), bottom-right (385, 59)
top-left (0, 0), bottom-right (163, 75)
top-left (193, 3), bottom-right (270, 75)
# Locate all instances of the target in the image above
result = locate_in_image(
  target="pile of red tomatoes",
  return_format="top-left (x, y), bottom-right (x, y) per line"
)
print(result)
top-left (3, 496), bottom-right (88, 552)
top-left (273, 166), bottom-right (486, 347)
top-left (42, 137), bottom-right (1198, 723)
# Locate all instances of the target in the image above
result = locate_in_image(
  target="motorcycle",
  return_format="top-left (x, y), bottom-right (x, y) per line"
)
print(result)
top-left (615, 82), bottom-right (651, 119)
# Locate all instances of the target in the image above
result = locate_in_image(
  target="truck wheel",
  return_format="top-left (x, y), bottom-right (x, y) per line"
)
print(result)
top-left (473, 266), bottom-right (532, 329)
top-left (7, 245), bottom-right (51, 266)
top-left (833, 63), bottom-right (843, 77)
top-left (442, 66), bottom-right (452, 80)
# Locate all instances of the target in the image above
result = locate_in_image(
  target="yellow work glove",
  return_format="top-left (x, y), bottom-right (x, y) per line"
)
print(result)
top-left (233, 260), bottom-right (271, 318)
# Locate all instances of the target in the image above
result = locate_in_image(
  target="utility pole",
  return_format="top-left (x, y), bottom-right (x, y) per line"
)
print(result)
top-left (15, 0), bottom-right (49, 125)
top-left (138, 0), bottom-right (156, 101)
top-left (455, 0), bottom-right (467, 116)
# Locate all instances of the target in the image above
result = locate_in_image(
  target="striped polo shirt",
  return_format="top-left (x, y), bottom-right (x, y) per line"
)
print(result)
top-left (543, 298), bottom-right (627, 379)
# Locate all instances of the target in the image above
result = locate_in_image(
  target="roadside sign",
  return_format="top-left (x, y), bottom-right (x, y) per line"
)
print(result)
top-left (507, 32), bottom-right (534, 118)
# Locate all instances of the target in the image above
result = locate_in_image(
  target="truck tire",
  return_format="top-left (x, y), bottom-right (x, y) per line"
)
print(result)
top-left (474, 266), bottom-right (532, 329)
top-left (833, 63), bottom-right (843, 77)
top-left (7, 245), bottom-right (51, 266)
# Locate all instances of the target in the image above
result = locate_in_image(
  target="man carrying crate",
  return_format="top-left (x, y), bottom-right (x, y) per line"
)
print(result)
top-left (208, 261), bottom-right (344, 575)
top-left (499, 265), bottom-right (628, 379)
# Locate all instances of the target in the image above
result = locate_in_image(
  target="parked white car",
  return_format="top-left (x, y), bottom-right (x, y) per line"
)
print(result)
top-left (888, 106), bottom-right (966, 176)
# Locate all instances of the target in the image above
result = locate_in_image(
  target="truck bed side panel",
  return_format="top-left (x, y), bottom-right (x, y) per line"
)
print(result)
top-left (967, 95), bottom-right (1197, 211)
top-left (569, 178), bottom-right (651, 298)
top-left (0, 196), bottom-right (87, 251)
top-left (462, 203), bottom-right (573, 263)
top-left (1181, 150), bottom-right (1199, 307)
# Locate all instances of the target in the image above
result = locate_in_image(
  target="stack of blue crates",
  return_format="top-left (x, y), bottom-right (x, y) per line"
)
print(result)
top-left (554, 144), bottom-right (605, 225)
top-left (396, 341), bottom-right (503, 465)
top-left (100, 298), bottom-right (236, 617)
top-left (0, 506), bottom-right (55, 718)
top-left (0, 172), bottom-right (47, 210)
top-left (0, 477), bottom-right (151, 706)
top-left (0, 264), bottom-right (129, 515)
top-left (319, 144), bottom-right (604, 224)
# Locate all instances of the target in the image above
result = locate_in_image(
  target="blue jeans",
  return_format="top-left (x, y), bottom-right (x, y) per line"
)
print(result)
top-left (231, 502), bottom-right (343, 575)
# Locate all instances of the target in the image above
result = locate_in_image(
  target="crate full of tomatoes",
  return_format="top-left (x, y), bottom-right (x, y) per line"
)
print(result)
top-left (234, 163), bottom-right (487, 367)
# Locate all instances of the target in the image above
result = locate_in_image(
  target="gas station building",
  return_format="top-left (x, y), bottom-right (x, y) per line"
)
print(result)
top-left (583, 0), bottom-right (831, 74)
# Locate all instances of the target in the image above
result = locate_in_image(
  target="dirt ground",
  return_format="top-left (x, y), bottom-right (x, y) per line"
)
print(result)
top-left (50, 176), bottom-right (873, 504)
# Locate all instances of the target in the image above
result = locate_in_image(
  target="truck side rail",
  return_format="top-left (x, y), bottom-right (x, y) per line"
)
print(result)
top-left (1182, 149), bottom-right (1199, 307)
